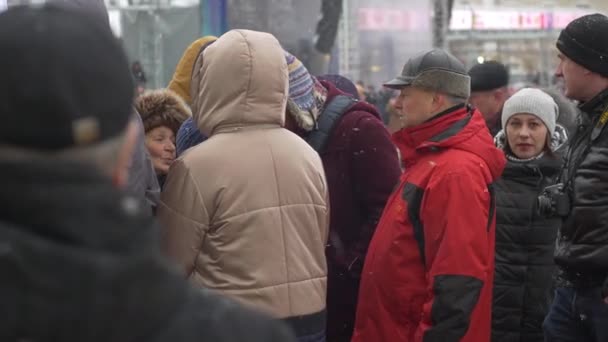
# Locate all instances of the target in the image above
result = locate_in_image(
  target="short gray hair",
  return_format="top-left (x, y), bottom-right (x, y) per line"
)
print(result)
top-left (0, 133), bottom-right (126, 175)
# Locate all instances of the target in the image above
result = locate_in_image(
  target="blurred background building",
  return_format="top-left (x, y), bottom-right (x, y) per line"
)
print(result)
top-left (449, 0), bottom-right (608, 86)
top-left (2, 0), bottom-right (607, 88)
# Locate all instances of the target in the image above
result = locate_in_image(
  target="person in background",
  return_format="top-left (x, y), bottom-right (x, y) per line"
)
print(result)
top-left (158, 30), bottom-right (329, 342)
top-left (492, 88), bottom-right (568, 342)
top-left (0, 5), bottom-right (295, 342)
top-left (284, 52), bottom-right (401, 342)
top-left (317, 74), bottom-right (360, 100)
top-left (352, 49), bottom-right (506, 342)
top-left (355, 81), bottom-right (367, 102)
top-left (469, 61), bottom-right (511, 136)
top-left (385, 96), bottom-right (403, 135)
top-left (135, 89), bottom-right (190, 188)
top-left (167, 36), bottom-right (217, 157)
top-left (132, 61), bottom-right (147, 91)
top-left (377, 86), bottom-right (397, 124)
top-left (543, 13), bottom-right (608, 342)
top-left (542, 87), bottom-right (580, 138)
top-left (365, 85), bottom-right (379, 106)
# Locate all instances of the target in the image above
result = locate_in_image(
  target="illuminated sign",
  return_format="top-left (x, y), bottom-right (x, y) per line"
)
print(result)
top-left (449, 8), bottom-right (591, 31)
top-left (358, 8), bottom-right (430, 31)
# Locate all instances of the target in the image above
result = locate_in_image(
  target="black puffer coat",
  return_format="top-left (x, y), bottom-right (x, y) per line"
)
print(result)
top-left (556, 88), bottom-right (608, 287)
top-left (0, 158), bottom-right (294, 342)
top-left (492, 127), bottom-right (567, 342)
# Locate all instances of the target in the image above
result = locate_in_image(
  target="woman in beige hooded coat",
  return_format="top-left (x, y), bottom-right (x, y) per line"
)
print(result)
top-left (157, 30), bottom-right (329, 341)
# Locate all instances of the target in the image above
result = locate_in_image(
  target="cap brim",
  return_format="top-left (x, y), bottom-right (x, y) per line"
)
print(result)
top-left (383, 76), bottom-right (414, 89)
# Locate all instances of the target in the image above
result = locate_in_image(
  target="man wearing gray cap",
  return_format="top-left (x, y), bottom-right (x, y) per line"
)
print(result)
top-left (352, 49), bottom-right (506, 342)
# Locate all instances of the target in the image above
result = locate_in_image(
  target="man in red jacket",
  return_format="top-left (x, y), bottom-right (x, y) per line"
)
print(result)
top-left (352, 49), bottom-right (506, 342)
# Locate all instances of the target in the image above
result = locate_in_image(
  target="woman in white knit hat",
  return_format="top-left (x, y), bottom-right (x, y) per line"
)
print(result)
top-left (491, 88), bottom-right (568, 342)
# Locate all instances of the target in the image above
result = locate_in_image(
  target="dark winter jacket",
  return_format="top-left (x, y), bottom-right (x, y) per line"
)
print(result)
top-left (556, 88), bottom-right (608, 288)
top-left (491, 127), bottom-right (567, 342)
top-left (0, 158), bottom-right (295, 342)
top-left (353, 105), bottom-right (506, 342)
top-left (286, 80), bottom-right (401, 341)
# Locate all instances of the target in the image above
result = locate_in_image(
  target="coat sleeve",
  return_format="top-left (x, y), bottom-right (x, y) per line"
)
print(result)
top-left (347, 114), bottom-right (401, 275)
top-left (157, 159), bottom-right (209, 277)
top-left (415, 169), bottom-right (492, 342)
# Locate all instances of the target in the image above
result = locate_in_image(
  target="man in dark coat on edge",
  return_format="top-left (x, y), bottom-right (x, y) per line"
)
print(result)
top-left (352, 49), bottom-right (506, 342)
top-left (0, 4), bottom-right (294, 342)
top-left (283, 53), bottom-right (402, 341)
top-left (47, 0), bottom-right (161, 210)
top-left (543, 13), bottom-right (608, 342)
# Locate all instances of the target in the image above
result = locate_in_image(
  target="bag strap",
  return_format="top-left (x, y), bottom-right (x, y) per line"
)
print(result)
top-left (306, 95), bottom-right (355, 153)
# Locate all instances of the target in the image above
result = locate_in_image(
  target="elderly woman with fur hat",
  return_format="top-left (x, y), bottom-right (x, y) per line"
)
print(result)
top-left (135, 89), bottom-right (190, 188)
top-left (492, 88), bottom-right (568, 342)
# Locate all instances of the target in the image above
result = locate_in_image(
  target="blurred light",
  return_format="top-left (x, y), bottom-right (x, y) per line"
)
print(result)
top-left (371, 65), bottom-right (382, 73)
top-left (477, 56), bottom-right (485, 64)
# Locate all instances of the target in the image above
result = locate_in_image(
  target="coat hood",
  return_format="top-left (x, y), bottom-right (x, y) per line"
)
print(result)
top-left (394, 105), bottom-right (506, 181)
top-left (167, 36), bottom-right (217, 105)
top-left (191, 30), bottom-right (288, 137)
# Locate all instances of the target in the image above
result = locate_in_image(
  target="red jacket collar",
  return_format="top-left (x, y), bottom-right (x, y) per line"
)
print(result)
top-left (393, 104), bottom-right (471, 152)
top-left (393, 105), bottom-right (505, 180)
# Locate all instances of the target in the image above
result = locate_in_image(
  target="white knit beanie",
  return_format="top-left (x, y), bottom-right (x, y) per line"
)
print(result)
top-left (502, 88), bottom-right (559, 135)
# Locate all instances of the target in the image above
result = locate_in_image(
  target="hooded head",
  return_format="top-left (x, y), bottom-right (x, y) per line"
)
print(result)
top-left (190, 30), bottom-right (288, 136)
top-left (167, 36), bottom-right (217, 105)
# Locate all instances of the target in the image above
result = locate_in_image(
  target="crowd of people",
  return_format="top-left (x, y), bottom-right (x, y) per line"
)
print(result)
top-left (2, 1), bottom-right (608, 342)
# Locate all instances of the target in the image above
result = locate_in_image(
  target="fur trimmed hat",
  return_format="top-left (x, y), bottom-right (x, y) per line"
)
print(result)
top-left (135, 89), bottom-right (191, 135)
top-left (385, 49), bottom-right (470, 99)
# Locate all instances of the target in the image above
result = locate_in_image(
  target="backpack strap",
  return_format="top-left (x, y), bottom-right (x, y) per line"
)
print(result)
top-left (306, 95), bottom-right (356, 153)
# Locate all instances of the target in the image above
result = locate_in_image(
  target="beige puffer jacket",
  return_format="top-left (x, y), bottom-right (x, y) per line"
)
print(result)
top-left (157, 29), bottom-right (329, 331)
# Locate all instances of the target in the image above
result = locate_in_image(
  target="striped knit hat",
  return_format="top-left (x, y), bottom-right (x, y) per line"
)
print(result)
top-left (285, 51), bottom-right (316, 112)
top-left (284, 50), bottom-right (328, 131)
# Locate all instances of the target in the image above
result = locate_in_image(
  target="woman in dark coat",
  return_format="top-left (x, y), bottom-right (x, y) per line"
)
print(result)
top-left (492, 88), bottom-right (568, 342)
